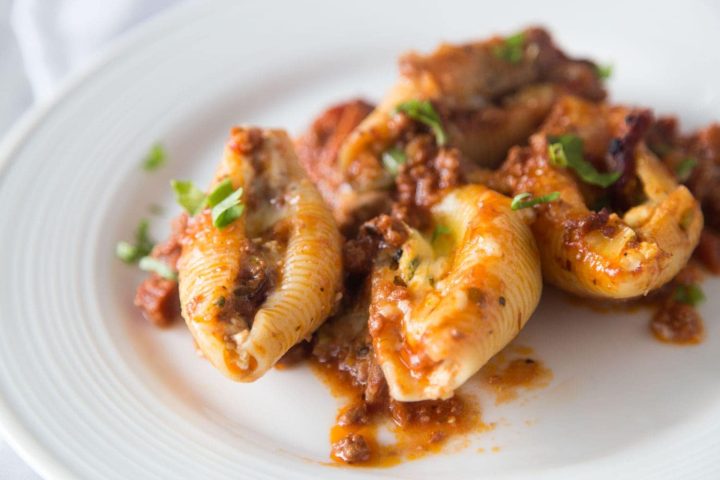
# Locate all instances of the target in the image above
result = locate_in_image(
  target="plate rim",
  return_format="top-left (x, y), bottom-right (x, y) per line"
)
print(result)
top-left (0, 2), bottom-right (211, 478)
top-left (2, 2), bottom-right (719, 479)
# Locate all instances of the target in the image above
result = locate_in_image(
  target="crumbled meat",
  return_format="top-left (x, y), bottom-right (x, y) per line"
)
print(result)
top-left (296, 99), bottom-right (374, 190)
top-left (342, 215), bottom-right (409, 276)
top-left (134, 214), bottom-right (187, 326)
top-left (646, 116), bottom-right (680, 157)
top-left (331, 433), bottom-right (371, 463)
top-left (527, 28), bottom-right (606, 102)
top-left (227, 127), bottom-right (263, 155)
top-left (295, 100), bottom-right (376, 233)
top-left (605, 110), bottom-right (653, 211)
top-left (232, 253), bottom-right (274, 321)
top-left (312, 287), bottom-right (390, 406)
top-left (389, 396), bottom-right (463, 427)
top-left (343, 234), bottom-right (379, 276)
top-left (695, 229), bottom-right (720, 274)
top-left (564, 208), bottom-right (616, 238)
top-left (651, 301), bottom-right (704, 344)
top-left (275, 341), bottom-right (312, 369)
top-left (683, 125), bottom-right (720, 230)
top-left (364, 363), bottom-right (388, 405)
top-left (393, 136), bottom-right (462, 229)
top-left (337, 403), bottom-right (369, 426)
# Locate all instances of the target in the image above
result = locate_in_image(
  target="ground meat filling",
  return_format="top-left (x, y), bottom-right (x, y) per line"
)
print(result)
top-left (605, 110), bottom-right (653, 211)
top-left (647, 264), bottom-right (705, 345)
top-left (295, 99), bottom-right (375, 194)
top-left (134, 214), bottom-right (187, 326)
top-left (651, 301), bottom-right (704, 344)
top-left (696, 229), bottom-right (720, 274)
top-left (331, 433), bottom-right (371, 464)
top-left (564, 208), bottom-right (618, 239)
top-left (295, 100), bottom-right (379, 234)
top-left (392, 134), bottom-right (463, 229)
top-left (343, 215), bottom-right (409, 276)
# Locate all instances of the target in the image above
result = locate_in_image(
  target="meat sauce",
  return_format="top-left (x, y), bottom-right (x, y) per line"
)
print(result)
top-left (648, 263), bottom-right (705, 345)
top-left (311, 344), bottom-right (551, 466)
top-left (311, 358), bottom-right (488, 467)
top-left (480, 347), bottom-right (553, 404)
top-left (130, 28), bottom-right (720, 468)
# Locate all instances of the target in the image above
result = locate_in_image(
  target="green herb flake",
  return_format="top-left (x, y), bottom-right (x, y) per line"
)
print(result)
top-left (214, 296), bottom-right (226, 307)
top-left (115, 241), bottom-right (140, 263)
top-left (142, 144), bottom-right (166, 171)
top-left (493, 32), bottom-right (526, 64)
top-left (596, 64), bottom-right (613, 80)
top-left (679, 208), bottom-right (695, 231)
top-left (382, 148), bottom-right (407, 176)
top-left (394, 99), bottom-right (447, 146)
top-left (511, 191), bottom-right (561, 210)
top-left (115, 219), bottom-right (155, 264)
top-left (548, 142), bottom-right (568, 167)
top-left (207, 179), bottom-right (235, 207)
top-left (138, 256), bottom-right (177, 281)
top-left (211, 187), bottom-right (244, 229)
top-left (406, 256), bottom-right (421, 281)
top-left (547, 135), bottom-right (622, 188)
top-left (171, 180), bottom-right (207, 215)
top-left (673, 284), bottom-right (705, 307)
top-left (431, 224), bottom-right (451, 243)
top-left (675, 157), bottom-right (698, 182)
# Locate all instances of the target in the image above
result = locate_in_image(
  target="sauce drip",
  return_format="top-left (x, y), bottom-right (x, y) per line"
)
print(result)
top-left (311, 343), bottom-right (553, 466)
top-left (480, 347), bottom-right (553, 404)
top-left (311, 359), bottom-right (491, 467)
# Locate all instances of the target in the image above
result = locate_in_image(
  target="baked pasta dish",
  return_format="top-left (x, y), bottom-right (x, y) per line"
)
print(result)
top-left (119, 27), bottom-right (718, 465)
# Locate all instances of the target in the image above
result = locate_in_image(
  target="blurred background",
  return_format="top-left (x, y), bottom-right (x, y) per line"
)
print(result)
top-left (0, 2), bottom-right (183, 476)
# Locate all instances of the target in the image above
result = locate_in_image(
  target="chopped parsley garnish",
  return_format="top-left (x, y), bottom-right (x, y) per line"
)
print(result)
top-left (547, 134), bottom-right (621, 188)
top-left (675, 157), bottom-right (697, 182)
top-left (171, 180), bottom-right (207, 215)
top-left (115, 219), bottom-right (155, 264)
top-left (406, 256), bottom-right (421, 281)
top-left (206, 179), bottom-right (234, 207)
top-left (431, 224), bottom-right (451, 243)
top-left (596, 64), bottom-right (613, 80)
top-left (673, 284), bottom-right (705, 307)
top-left (394, 100), bottom-right (447, 146)
top-left (382, 147), bottom-right (407, 175)
top-left (138, 256), bottom-right (177, 281)
top-left (211, 186), bottom-right (244, 230)
top-left (142, 144), bottom-right (166, 171)
top-left (493, 32), bottom-right (525, 64)
top-left (511, 191), bottom-right (560, 210)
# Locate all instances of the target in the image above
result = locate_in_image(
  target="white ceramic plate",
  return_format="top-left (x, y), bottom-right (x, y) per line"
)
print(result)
top-left (1, 1), bottom-right (720, 478)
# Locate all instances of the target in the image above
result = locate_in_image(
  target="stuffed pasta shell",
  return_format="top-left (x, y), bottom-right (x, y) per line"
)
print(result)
top-left (178, 128), bottom-right (343, 381)
top-left (499, 96), bottom-right (703, 298)
top-left (369, 185), bottom-right (542, 401)
top-left (338, 27), bottom-right (605, 186)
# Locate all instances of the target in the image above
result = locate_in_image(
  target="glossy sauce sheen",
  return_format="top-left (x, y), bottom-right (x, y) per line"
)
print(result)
top-left (311, 344), bottom-right (551, 467)
top-left (480, 348), bottom-right (553, 404)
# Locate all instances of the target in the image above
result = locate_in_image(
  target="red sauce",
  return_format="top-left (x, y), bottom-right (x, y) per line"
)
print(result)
top-left (480, 346), bottom-right (553, 404)
top-left (311, 359), bottom-right (492, 467)
top-left (311, 343), bottom-right (555, 466)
